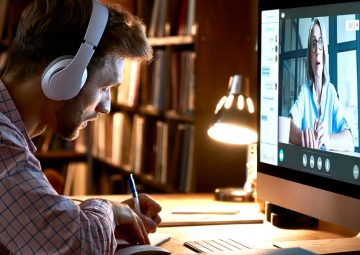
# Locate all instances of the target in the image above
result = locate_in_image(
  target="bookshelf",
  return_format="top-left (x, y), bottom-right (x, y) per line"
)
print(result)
top-left (92, 0), bottom-right (259, 194)
top-left (91, 0), bottom-right (198, 193)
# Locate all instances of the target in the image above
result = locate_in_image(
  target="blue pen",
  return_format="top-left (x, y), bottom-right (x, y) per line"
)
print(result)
top-left (128, 173), bottom-right (141, 212)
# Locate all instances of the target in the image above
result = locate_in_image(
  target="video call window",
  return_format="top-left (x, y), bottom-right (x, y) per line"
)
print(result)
top-left (279, 14), bottom-right (360, 151)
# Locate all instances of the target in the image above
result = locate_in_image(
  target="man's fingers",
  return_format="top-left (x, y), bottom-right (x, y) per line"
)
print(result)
top-left (135, 215), bottom-right (150, 244)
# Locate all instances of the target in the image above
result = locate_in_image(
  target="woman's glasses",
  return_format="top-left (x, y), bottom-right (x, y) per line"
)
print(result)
top-left (311, 37), bottom-right (323, 52)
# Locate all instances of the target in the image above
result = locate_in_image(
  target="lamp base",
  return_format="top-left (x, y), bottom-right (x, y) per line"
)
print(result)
top-left (214, 187), bottom-right (254, 202)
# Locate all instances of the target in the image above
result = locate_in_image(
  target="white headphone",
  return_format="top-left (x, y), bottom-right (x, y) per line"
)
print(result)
top-left (41, 0), bottom-right (109, 101)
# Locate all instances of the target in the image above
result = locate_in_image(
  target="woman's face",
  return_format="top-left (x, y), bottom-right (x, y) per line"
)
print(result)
top-left (310, 24), bottom-right (324, 80)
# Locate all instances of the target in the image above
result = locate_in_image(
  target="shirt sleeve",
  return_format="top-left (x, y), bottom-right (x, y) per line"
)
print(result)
top-left (0, 121), bottom-right (117, 254)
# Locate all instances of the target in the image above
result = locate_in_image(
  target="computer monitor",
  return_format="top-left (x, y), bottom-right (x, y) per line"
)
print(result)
top-left (257, 0), bottom-right (360, 239)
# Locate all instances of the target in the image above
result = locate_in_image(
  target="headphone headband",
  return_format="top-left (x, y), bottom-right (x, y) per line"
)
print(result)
top-left (41, 0), bottom-right (109, 100)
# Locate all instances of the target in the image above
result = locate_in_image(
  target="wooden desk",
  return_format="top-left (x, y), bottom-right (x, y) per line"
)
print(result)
top-left (71, 193), bottom-right (358, 254)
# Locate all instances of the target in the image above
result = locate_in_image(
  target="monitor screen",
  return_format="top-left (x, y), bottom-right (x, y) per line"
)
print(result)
top-left (257, 0), bottom-right (360, 233)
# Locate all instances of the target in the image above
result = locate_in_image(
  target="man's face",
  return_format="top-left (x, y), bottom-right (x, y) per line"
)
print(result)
top-left (53, 56), bottom-right (124, 141)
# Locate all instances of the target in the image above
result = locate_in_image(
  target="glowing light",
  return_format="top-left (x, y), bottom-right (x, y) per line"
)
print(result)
top-left (237, 95), bottom-right (244, 110)
top-left (207, 123), bottom-right (258, 145)
top-left (215, 96), bottom-right (227, 114)
top-left (246, 98), bottom-right (254, 113)
top-left (224, 95), bottom-right (234, 109)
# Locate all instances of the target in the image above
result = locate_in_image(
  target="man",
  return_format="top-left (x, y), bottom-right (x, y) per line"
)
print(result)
top-left (0, 0), bottom-right (162, 253)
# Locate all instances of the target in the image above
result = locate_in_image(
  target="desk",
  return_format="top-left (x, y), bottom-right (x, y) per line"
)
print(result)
top-left (71, 193), bottom-right (357, 254)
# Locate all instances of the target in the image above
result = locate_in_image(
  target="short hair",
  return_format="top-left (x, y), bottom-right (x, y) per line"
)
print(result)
top-left (306, 17), bottom-right (329, 86)
top-left (3, 0), bottom-right (153, 79)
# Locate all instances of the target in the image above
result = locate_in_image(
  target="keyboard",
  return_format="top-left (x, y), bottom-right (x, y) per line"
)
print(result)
top-left (183, 239), bottom-right (319, 255)
top-left (184, 238), bottom-right (253, 253)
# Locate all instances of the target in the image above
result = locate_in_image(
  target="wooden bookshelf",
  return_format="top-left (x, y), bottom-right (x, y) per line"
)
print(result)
top-left (91, 0), bottom-right (198, 193)
top-left (92, 0), bottom-right (259, 194)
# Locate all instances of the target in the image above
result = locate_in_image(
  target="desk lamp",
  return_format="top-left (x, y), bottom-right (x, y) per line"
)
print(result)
top-left (207, 74), bottom-right (258, 202)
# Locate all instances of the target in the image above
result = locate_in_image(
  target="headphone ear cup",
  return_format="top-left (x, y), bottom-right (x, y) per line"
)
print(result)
top-left (41, 55), bottom-right (88, 100)
top-left (42, 55), bottom-right (73, 99)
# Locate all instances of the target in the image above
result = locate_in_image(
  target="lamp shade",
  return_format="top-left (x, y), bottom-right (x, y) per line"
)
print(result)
top-left (207, 74), bottom-right (257, 145)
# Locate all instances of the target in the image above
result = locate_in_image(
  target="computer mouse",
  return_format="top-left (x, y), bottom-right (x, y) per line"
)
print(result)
top-left (114, 244), bottom-right (171, 255)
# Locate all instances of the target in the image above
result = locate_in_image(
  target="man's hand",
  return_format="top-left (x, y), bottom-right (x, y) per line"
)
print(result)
top-left (122, 193), bottom-right (162, 233)
top-left (109, 194), bottom-right (162, 245)
top-left (110, 200), bottom-right (150, 245)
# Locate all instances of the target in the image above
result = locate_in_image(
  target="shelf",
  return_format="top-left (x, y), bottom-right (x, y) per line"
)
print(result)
top-left (115, 104), bottom-right (194, 123)
top-left (165, 110), bottom-right (194, 123)
top-left (148, 35), bottom-right (194, 46)
top-left (35, 151), bottom-right (87, 160)
top-left (93, 157), bottom-right (177, 193)
top-left (111, 103), bottom-right (137, 113)
top-left (139, 106), bottom-right (194, 122)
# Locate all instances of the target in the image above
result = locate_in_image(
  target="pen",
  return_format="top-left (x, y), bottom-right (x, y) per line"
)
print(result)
top-left (128, 173), bottom-right (141, 212)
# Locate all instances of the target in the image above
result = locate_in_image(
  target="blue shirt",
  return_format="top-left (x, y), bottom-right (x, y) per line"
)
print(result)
top-left (290, 80), bottom-right (350, 135)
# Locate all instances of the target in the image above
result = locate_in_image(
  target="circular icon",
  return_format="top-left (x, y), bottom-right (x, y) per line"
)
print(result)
top-left (310, 155), bottom-right (315, 169)
top-left (325, 158), bottom-right (330, 172)
top-left (353, 164), bottom-right (359, 180)
top-left (302, 154), bottom-right (308, 167)
top-left (317, 157), bottom-right (322, 170)
top-left (279, 149), bottom-right (284, 162)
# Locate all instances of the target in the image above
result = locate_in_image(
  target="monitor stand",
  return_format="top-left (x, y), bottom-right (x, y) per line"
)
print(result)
top-left (265, 203), bottom-right (318, 228)
top-left (273, 233), bottom-right (360, 255)
top-left (266, 203), bottom-right (360, 254)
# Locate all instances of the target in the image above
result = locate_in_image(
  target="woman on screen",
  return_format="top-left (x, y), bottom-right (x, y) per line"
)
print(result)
top-left (289, 18), bottom-right (354, 152)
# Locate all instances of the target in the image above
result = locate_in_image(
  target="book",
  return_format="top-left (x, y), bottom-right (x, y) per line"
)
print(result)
top-left (63, 162), bottom-right (88, 196)
top-left (130, 115), bottom-right (145, 174)
top-left (179, 51), bottom-right (195, 114)
top-left (177, 0), bottom-right (188, 36)
top-left (169, 51), bottom-right (180, 111)
top-left (148, 0), bottom-right (168, 37)
top-left (167, 124), bottom-right (186, 189)
top-left (116, 59), bottom-right (141, 107)
top-left (177, 0), bottom-right (196, 36)
top-left (151, 49), bottom-right (169, 111)
top-left (185, 0), bottom-right (196, 35)
top-left (148, 0), bottom-right (161, 37)
top-left (153, 121), bottom-right (163, 182)
top-left (112, 112), bottom-right (124, 166)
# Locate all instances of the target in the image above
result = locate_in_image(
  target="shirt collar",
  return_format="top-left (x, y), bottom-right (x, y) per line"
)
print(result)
top-left (0, 80), bottom-right (37, 153)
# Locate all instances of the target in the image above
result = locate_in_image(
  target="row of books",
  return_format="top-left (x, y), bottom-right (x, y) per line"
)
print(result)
top-left (114, 50), bottom-right (195, 114)
top-left (148, 0), bottom-right (196, 37)
top-left (92, 112), bottom-right (195, 192)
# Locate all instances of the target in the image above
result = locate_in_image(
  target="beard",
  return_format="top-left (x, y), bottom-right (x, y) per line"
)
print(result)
top-left (57, 115), bottom-right (83, 141)
top-left (54, 103), bottom-right (86, 141)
